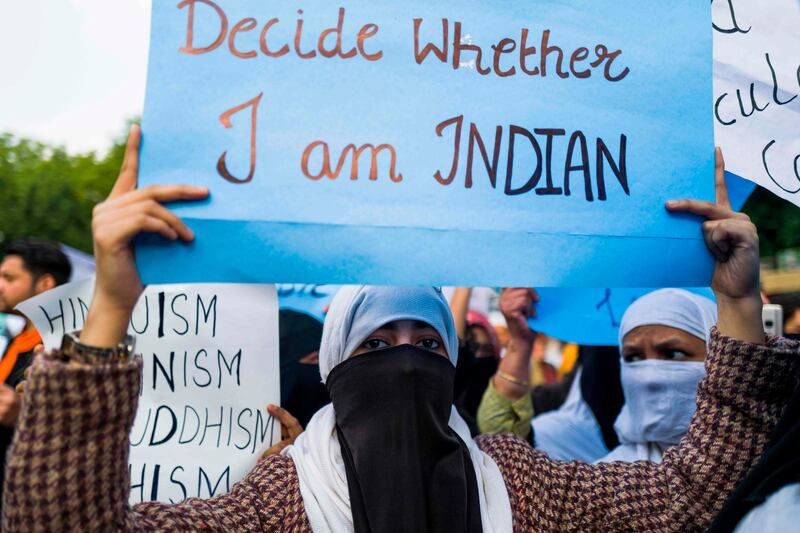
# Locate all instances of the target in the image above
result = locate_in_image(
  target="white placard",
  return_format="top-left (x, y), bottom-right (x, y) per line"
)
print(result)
top-left (713, 0), bottom-right (800, 206)
top-left (17, 279), bottom-right (280, 504)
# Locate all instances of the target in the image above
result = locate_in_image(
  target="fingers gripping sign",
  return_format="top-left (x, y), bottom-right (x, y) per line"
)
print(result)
top-left (82, 125), bottom-right (210, 348)
top-left (262, 404), bottom-right (304, 458)
top-left (666, 148), bottom-right (764, 344)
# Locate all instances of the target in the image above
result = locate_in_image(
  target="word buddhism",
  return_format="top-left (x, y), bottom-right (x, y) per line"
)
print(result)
top-left (178, 1), bottom-right (630, 81)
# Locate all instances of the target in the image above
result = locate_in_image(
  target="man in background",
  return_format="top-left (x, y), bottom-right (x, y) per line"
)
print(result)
top-left (0, 237), bottom-right (71, 503)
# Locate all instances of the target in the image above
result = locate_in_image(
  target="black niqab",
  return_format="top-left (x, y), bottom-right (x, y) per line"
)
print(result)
top-left (326, 345), bottom-right (482, 533)
top-left (279, 310), bottom-right (330, 427)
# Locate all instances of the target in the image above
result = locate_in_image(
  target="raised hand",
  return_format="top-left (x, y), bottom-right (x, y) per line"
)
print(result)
top-left (499, 288), bottom-right (538, 344)
top-left (667, 148), bottom-right (764, 344)
top-left (81, 125), bottom-right (209, 348)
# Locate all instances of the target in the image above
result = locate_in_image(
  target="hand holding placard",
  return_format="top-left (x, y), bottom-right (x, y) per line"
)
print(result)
top-left (82, 126), bottom-right (208, 348)
top-left (262, 404), bottom-right (304, 457)
top-left (667, 149), bottom-right (764, 345)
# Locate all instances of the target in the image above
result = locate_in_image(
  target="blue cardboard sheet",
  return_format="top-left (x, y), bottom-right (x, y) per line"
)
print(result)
top-left (277, 284), bottom-right (339, 322)
top-left (528, 175), bottom-right (752, 346)
top-left (530, 287), bottom-right (717, 346)
top-left (137, 0), bottom-right (714, 286)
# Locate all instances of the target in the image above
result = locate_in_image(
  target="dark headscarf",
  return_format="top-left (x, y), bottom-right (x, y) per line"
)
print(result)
top-left (279, 310), bottom-right (329, 428)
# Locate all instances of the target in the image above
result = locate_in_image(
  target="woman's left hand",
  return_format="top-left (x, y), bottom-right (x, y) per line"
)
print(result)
top-left (666, 148), bottom-right (764, 344)
top-left (261, 404), bottom-right (304, 458)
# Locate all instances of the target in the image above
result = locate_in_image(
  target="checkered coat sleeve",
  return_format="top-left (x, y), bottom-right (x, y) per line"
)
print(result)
top-left (3, 328), bottom-right (798, 532)
top-left (477, 328), bottom-right (800, 532)
top-left (1, 354), bottom-right (312, 532)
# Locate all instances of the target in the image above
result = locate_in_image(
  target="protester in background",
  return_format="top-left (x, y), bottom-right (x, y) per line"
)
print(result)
top-left (478, 288), bottom-right (716, 464)
top-left (0, 238), bottom-right (71, 386)
top-left (0, 237), bottom-right (71, 506)
top-left (466, 310), bottom-right (501, 360)
top-left (4, 131), bottom-right (799, 532)
top-left (477, 288), bottom-right (624, 462)
top-left (278, 309), bottom-right (330, 428)
top-left (529, 333), bottom-right (559, 386)
top-left (450, 288), bottom-right (501, 434)
top-left (600, 289), bottom-right (716, 463)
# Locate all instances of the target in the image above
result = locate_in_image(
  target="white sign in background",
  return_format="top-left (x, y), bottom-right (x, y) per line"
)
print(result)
top-left (17, 280), bottom-right (280, 504)
top-left (713, 0), bottom-right (800, 207)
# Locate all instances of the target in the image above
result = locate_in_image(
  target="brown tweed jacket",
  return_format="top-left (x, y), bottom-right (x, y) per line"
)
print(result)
top-left (3, 329), bottom-right (798, 532)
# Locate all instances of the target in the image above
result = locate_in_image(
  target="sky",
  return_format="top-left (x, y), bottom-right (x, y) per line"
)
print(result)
top-left (0, 0), bottom-right (151, 154)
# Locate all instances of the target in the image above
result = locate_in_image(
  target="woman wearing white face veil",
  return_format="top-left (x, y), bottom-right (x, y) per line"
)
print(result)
top-left (282, 286), bottom-right (513, 532)
top-left (597, 289), bottom-right (717, 463)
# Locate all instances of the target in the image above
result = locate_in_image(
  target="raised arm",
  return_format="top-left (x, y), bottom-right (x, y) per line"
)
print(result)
top-left (477, 288), bottom-right (537, 437)
top-left (2, 127), bottom-right (306, 532)
top-left (449, 287), bottom-right (472, 340)
top-left (478, 149), bottom-right (800, 531)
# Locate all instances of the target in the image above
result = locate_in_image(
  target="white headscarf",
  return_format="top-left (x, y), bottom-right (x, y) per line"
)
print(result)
top-left (283, 286), bottom-right (512, 533)
top-left (531, 366), bottom-right (610, 462)
top-left (617, 288), bottom-right (717, 348)
top-left (598, 289), bottom-right (717, 464)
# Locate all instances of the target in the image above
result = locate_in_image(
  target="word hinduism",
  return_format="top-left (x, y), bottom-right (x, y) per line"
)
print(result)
top-left (34, 291), bottom-right (218, 339)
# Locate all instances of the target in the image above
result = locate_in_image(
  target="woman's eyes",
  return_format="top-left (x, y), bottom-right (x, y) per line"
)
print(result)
top-left (623, 350), bottom-right (690, 362)
top-left (416, 338), bottom-right (441, 350)
top-left (623, 352), bottom-right (642, 363)
top-left (663, 350), bottom-right (690, 361)
top-left (362, 338), bottom-right (389, 351)
top-left (360, 337), bottom-right (442, 351)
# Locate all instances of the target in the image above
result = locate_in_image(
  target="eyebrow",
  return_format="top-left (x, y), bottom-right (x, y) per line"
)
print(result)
top-left (651, 336), bottom-right (700, 350)
top-left (623, 335), bottom-right (694, 353)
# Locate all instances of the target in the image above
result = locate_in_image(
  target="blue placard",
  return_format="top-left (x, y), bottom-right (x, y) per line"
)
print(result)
top-left (137, 0), bottom-right (713, 287)
top-left (277, 284), bottom-right (339, 322)
top-left (527, 172), bottom-right (754, 346)
top-left (530, 287), bottom-right (717, 346)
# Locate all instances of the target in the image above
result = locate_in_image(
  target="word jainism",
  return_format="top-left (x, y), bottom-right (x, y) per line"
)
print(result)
top-left (178, 1), bottom-right (630, 81)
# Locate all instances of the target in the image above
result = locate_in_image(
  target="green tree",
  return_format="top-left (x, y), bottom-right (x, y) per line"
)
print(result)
top-left (743, 187), bottom-right (800, 260)
top-left (0, 128), bottom-right (128, 253)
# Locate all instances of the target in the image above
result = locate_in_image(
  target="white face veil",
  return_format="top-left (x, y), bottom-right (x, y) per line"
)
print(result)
top-left (283, 286), bottom-right (512, 533)
top-left (599, 289), bottom-right (717, 464)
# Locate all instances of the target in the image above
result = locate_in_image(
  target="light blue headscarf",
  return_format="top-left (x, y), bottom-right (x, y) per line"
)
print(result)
top-left (318, 286), bottom-right (459, 382)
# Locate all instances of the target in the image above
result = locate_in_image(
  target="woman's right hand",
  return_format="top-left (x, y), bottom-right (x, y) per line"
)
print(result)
top-left (81, 125), bottom-right (209, 348)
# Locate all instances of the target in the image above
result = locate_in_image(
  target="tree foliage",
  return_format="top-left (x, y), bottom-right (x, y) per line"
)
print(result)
top-left (742, 187), bottom-right (800, 260)
top-left (0, 131), bottom-right (126, 253)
